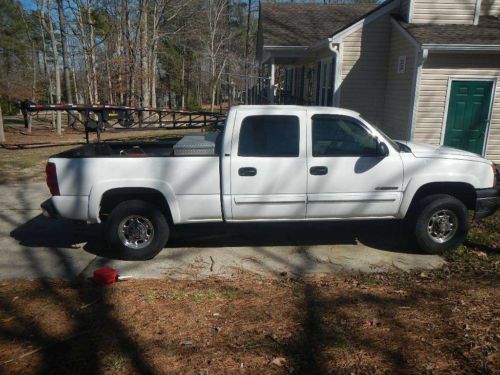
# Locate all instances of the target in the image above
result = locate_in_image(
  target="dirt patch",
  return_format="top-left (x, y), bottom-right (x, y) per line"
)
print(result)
top-left (0, 264), bottom-right (498, 374)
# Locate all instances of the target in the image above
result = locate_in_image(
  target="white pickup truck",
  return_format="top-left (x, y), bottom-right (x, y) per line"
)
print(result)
top-left (41, 105), bottom-right (499, 259)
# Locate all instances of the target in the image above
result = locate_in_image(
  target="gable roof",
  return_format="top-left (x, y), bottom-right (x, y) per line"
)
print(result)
top-left (260, 2), bottom-right (380, 47)
top-left (397, 16), bottom-right (500, 47)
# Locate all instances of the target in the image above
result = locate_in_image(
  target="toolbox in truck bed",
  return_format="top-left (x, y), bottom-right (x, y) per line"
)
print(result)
top-left (173, 131), bottom-right (220, 156)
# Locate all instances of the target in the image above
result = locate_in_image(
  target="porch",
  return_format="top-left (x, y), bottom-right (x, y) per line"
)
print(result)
top-left (261, 45), bottom-right (339, 107)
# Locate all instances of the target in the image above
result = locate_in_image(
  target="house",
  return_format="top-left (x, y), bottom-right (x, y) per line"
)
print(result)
top-left (256, 0), bottom-right (500, 162)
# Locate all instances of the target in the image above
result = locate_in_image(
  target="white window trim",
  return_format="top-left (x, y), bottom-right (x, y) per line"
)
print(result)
top-left (440, 76), bottom-right (497, 157)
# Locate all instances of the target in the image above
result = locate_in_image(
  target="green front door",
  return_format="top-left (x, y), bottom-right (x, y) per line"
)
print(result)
top-left (443, 80), bottom-right (493, 155)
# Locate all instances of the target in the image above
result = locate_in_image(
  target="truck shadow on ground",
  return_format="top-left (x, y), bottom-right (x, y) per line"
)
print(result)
top-left (10, 214), bottom-right (423, 260)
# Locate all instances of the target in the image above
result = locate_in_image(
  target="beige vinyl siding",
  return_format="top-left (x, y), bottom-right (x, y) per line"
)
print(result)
top-left (382, 23), bottom-right (417, 140)
top-left (412, 0), bottom-right (477, 24)
top-left (339, 14), bottom-right (391, 127)
top-left (414, 53), bottom-right (500, 162)
top-left (480, 0), bottom-right (500, 16)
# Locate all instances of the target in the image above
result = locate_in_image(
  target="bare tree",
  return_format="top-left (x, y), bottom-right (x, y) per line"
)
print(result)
top-left (0, 104), bottom-right (5, 143)
top-left (42, 0), bottom-right (62, 135)
top-left (56, 0), bottom-right (72, 103)
top-left (203, 0), bottom-right (231, 112)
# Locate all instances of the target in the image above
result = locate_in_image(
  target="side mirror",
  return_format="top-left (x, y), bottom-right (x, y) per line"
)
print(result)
top-left (377, 141), bottom-right (389, 157)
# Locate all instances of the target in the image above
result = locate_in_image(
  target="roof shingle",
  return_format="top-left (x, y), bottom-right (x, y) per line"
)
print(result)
top-left (398, 16), bottom-right (500, 46)
top-left (260, 3), bottom-right (379, 47)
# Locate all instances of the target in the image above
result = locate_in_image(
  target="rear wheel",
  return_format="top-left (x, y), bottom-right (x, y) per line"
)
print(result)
top-left (413, 194), bottom-right (469, 254)
top-left (105, 200), bottom-right (169, 260)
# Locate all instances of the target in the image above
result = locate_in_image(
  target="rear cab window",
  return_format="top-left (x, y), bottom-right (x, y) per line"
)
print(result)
top-left (238, 115), bottom-right (300, 157)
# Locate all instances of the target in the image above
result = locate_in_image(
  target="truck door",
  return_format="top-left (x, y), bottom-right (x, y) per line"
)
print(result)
top-left (306, 113), bottom-right (404, 219)
top-left (229, 109), bottom-right (307, 220)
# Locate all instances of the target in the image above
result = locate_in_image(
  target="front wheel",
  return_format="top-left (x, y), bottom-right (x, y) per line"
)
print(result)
top-left (105, 200), bottom-right (169, 260)
top-left (413, 194), bottom-right (469, 254)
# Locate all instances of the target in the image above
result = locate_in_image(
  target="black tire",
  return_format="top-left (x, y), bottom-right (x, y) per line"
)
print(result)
top-left (412, 194), bottom-right (469, 254)
top-left (105, 200), bottom-right (169, 260)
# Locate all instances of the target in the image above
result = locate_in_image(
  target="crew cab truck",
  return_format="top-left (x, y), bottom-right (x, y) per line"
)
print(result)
top-left (41, 106), bottom-right (499, 260)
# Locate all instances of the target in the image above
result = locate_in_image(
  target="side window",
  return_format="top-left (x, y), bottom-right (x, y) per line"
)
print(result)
top-left (238, 115), bottom-right (300, 157)
top-left (312, 115), bottom-right (378, 157)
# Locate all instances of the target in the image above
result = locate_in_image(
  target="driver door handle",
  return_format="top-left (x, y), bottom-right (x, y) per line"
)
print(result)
top-left (310, 166), bottom-right (328, 175)
top-left (238, 167), bottom-right (257, 176)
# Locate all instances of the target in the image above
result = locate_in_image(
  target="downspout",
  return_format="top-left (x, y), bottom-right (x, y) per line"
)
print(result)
top-left (408, 48), bottom-right (428, 140)
top-left (308, 38), bottom-right (341, 106)
top-left (328, 40), bottom-right (341, 107)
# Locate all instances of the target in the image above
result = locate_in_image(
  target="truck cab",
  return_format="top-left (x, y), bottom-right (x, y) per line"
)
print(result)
top-left (221, 106), bottom-right (404, 221)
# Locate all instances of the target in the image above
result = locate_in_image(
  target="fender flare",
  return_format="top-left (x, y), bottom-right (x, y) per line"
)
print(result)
top-left (88, 179), bottom-right (180, 223)
top-left (399, 173), bottom-right (480, 218)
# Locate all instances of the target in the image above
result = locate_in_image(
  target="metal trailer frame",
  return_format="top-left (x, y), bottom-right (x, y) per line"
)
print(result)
top-left (20, 102), bottom-right (227, 143)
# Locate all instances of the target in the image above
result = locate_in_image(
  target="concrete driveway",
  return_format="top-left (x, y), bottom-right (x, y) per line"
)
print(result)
top-left (0, 183), bottom-right (446, 280)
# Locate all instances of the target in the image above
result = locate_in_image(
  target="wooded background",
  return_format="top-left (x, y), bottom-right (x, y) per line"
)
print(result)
top-left (0, 0), bottom-right (378, 135)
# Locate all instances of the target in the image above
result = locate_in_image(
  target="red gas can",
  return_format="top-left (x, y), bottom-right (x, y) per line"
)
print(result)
top-left (93, 267), bottom-right (119, 285)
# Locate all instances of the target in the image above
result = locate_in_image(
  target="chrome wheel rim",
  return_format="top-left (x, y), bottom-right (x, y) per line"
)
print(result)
top-left (118, 215), bottom-right (154, 249)
top-left (427, 209), bottom-right (458, 243)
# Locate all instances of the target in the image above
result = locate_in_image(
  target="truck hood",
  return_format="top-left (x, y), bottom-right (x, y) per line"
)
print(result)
top-left (397, 141), bottom-right (491, 164)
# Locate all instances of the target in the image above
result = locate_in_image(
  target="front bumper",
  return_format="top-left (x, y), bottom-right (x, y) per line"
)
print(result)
top-left (475, 188), bottom-right (500, 219)
top-left (41, 198), bottom-right (59, 218)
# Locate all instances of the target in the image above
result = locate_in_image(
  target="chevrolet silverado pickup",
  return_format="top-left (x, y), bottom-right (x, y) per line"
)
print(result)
top-left (41, 105), bottom-right (499, 259)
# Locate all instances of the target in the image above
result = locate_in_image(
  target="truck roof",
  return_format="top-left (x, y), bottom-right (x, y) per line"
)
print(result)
top-left (231, 105), bottom-right (361, 117)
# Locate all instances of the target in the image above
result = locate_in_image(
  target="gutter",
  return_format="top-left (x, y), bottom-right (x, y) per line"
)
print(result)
top-left (422, 44), bottom-right (500, 52)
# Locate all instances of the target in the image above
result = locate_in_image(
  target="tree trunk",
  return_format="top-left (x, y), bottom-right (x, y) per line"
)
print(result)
top-left (47, 0), bottom-right (62, 135)
top-left (39, 1), bottom-right (54, 106)
top-left (57, 0), bottom-right (73, 103)
top-left (139, 0), bottom-right (149, 106)
top-left (181, 52), bottom-right (185, 109)
top-left (0, 105), bottom-right (5, 143)
top-left (244, 0), bottom-right (251, 104)
top-left (105, 49), bottom-right (113, 103)
top-left (88, 4), bottom-right (98, 103)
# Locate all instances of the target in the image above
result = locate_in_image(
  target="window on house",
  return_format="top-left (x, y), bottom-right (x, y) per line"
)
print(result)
top-left (312, 115), bottom-right (378, 157)
top-left (239, 115), bottom-right (300, 157)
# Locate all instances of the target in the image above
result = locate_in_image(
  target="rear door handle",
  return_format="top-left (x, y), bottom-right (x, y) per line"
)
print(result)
top-left (238, 167), bottom-right (257, 176)
top-left (310, 166), bottom-right (328, 175)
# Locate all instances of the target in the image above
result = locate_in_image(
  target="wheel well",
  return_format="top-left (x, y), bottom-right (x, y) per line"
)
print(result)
top-left (99, 188), bottom-right (173, 223)
top-left (407, 182), bottom-right (476, 216)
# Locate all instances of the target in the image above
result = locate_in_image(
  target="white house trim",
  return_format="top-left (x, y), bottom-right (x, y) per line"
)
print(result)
top-left (408, 0), bottom-right (415, 24)
top-left (390, 17), bottom-right (420, 49)
top-left (423, 44), bottom-right (500, 52)
top-left (409, 49), bottom-right (428, 140)
top-left (474, 0), bottom-right (482, 26)
top-left (439, 77), bottom-right (497, 157)
top-left (330, 0), bottom-right (399, 43)
top-left (334, 42), bottom-right (343, 107)
top-left (391, 13), bottom-right (424, 140)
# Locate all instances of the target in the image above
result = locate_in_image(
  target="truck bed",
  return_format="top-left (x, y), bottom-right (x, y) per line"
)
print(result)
top-left (54, 139), bottom-right (179, 158)
top-left (55, 132), bottom-right (222, 158)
